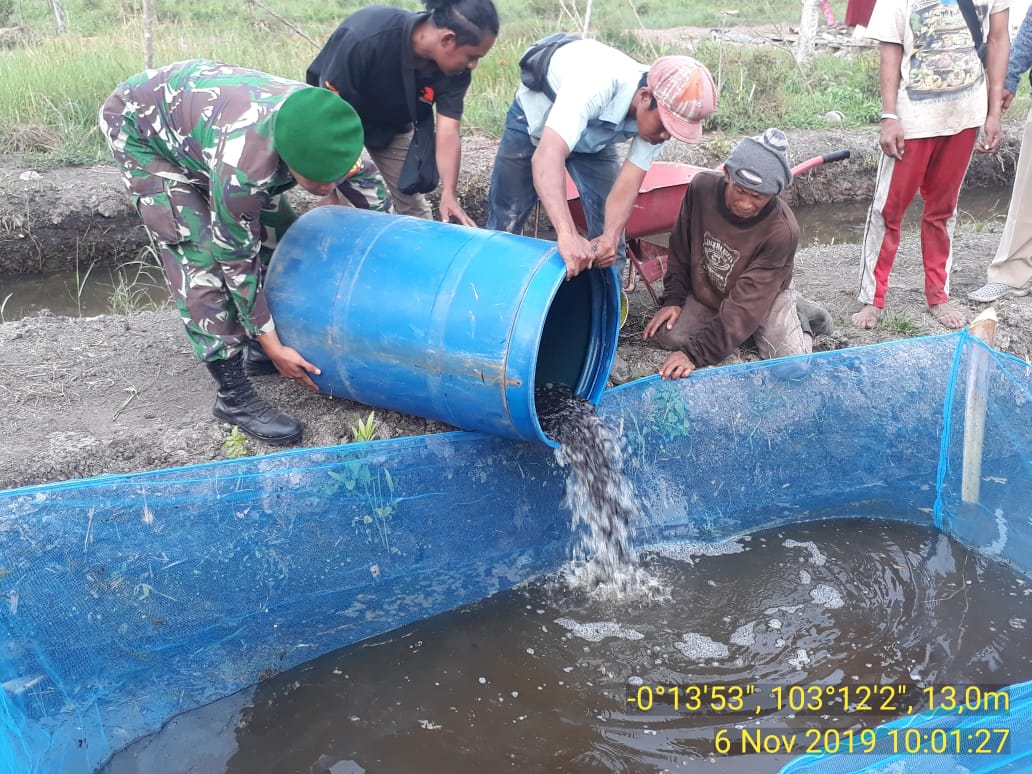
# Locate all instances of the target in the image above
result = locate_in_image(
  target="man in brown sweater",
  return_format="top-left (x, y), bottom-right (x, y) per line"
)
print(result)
top-left (643, 128), bottom-right (831, 379)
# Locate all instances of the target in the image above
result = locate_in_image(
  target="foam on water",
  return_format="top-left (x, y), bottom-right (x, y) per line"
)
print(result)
top-left (809, 583), bottom-right (845, 608)
top-left (553, 618), bottom-right (645, 642)
top-left (676, 632), bottom-right (731, 660)
top-left (648, 538), bottom-right (748, 563)
top-left (730, 621), bottom-right (756, 647)
top-left (783, 538), bottom-right (826, 565)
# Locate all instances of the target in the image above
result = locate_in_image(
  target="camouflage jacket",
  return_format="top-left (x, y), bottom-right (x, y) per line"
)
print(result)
top-left (111, 60), bottom-right (303, 329)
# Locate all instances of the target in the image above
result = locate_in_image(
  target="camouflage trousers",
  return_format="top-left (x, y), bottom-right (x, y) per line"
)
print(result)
top-left (121, 178), bottom-right (294, 363)
top-left (337, 157), bottom-right (393, 212)
top-left (100, 101), bottom-right (295, 363)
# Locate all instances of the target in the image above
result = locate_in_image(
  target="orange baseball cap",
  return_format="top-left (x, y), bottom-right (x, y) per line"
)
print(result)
top-left (647, 56), bottom-right (717, 144)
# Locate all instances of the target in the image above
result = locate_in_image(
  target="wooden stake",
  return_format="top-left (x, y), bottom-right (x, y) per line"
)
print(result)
top-left (961, 307), bottom-right (999, 503)
top-left (48, 0), bottom-right (66, 35)
top-left (796, 0), bottom-right (820, 68)
top-left (142, 0), bottom-right (153, 69)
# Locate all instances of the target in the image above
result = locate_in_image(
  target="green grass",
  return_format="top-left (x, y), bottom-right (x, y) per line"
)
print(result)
top-left (1, 0), bottom-right (1027, 160)
top-left (955, 204), bottom-right (1008, 234)
top-left (107, 256), bottom-right (167, 315)
top-left (880, 313), bottom-right (921, 336)
top-left (694, 39), bottom-right (883, 133)
top-left (3, 0), bottom-right (844, 39)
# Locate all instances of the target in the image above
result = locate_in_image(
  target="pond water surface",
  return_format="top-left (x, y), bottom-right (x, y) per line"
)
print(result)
top-left (104, 515), bottom-right (1032, 774)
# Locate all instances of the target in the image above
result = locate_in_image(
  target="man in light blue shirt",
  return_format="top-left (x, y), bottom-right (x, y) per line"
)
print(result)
top-left (486, 39), bottom-right (717, 280)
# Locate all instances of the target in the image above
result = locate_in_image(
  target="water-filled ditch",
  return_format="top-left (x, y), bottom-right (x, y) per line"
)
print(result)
top-left (0, 186), bottom-right (1011, 322)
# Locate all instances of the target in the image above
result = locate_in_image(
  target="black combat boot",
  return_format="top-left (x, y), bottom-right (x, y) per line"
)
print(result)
top-left (243, 340), bottom-right (278, 376)
top-left (206, 353), bottom-right (303, 445)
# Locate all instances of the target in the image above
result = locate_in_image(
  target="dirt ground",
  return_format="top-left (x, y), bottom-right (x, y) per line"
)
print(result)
top-left (2, 122), bottom-right (1031, 492)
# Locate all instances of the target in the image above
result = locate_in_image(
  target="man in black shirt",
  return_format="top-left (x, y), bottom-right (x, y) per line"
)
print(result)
top-left (308, 0), bottom-right (498, 224)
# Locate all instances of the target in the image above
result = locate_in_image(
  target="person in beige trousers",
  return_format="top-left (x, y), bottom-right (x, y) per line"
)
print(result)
top-left (969, 3), bottom-right (1032, 303)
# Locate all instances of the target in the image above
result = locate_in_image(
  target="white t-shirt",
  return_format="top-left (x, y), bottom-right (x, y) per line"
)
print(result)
top-left (514, 39), bottom-right (665, 170)
top-left (867, 0), bottom-right (1010, 138)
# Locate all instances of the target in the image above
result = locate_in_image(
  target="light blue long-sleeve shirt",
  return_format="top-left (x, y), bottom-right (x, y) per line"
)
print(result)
top-left (515, 39), bottom-right (664, 171)
top-left (1006, 4), bottom-right (1032, 94)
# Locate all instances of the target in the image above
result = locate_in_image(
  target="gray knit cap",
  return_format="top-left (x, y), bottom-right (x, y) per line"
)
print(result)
top-left (724, 128), bottom-right (792, 195)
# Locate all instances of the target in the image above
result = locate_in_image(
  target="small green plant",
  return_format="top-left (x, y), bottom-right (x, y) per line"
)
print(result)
top-left (704, 136), bottom-right (736, 161)
top-left (327, 461), bottom-right (400, 553)
top-left (955, 207), bottom-right (1005, 234)
top-left (349, 411), bottom-right (380, 443)
top-left (107, 259), bottom-right (165, 315)
top-left (73, 255), bottom-right (97, 316)
top-left (881, 313), bottom-right (920, 336)
top-left (221, 426), bottom-right (251, 459)
top-left (624, 384), bottom-right (693, 467)
top-left (353, 467), bottom-right (397, 554)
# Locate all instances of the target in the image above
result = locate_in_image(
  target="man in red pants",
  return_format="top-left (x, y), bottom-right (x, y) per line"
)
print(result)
top-left (852, 0), bottom-right (1010, 331)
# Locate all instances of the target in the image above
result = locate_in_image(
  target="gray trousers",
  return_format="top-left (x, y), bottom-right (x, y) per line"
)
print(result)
top-left (366, 130), bottom-right (433, 220)
top-left (652, 284), bottom-right (811, 362)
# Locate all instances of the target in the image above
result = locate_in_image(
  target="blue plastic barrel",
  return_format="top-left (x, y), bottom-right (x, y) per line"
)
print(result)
top-left (263, 207), bottom-right (620, 446)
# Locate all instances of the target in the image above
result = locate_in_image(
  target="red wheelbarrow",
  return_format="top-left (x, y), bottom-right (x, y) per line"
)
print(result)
top-left (565, 150), bottom-right (851, 305)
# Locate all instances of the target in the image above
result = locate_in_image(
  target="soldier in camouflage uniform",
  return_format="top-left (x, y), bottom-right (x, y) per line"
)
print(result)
top-left (100, 59), bottom-right (364, 445)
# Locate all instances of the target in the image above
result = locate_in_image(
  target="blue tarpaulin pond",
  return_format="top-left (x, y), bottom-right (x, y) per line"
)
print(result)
top-left (0, 330), bottom-right (1030, 772)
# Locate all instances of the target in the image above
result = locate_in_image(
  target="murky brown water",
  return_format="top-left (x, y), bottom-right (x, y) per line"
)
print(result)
top-left (104, 516), bottom-right (1032, 774)
top-left (793, 186), bottom-right (1010, 248)
top-left (0, 263), bottom-right (168, 321)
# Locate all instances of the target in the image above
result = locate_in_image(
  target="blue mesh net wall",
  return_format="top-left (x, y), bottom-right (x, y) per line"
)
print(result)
top-left (599, 336), bottom-right (956, 541)
top-left (0, 331), bottom-right (1030, 772)
top-left (0, 435), bottom-right (568, 772)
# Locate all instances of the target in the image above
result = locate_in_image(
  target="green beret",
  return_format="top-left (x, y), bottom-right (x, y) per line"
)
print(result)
top-left (274, 87), bottom-right (364, 183)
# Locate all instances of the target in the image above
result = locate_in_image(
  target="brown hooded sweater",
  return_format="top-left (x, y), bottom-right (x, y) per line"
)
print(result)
top-left (660, 170), bottom-right (799, 366)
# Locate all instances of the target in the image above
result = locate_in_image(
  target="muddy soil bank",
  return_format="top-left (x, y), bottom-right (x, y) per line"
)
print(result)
top-left (2, 123), bottom-right (1031, 491)
top-left (1, 125), bottom-right (1022, 275)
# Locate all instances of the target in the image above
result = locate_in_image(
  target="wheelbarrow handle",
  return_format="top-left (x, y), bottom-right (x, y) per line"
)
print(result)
top-left (790, 149), bottom-right (851, 176)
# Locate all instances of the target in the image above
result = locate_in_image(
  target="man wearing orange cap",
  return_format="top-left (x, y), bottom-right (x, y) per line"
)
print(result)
top-left (100, 60), bottom-right (365, 445)
top-left (486, 39), bottom-right (717, 280)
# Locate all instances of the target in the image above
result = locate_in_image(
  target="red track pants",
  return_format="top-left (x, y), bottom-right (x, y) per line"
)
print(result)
top-left (857, 127), bottom-right (977, 308)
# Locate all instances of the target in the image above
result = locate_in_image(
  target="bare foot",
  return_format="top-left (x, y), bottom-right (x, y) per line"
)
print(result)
top-left (851, 304), bottom-right (882, 329)
top-left (928, 301), bottom-right (968, 330)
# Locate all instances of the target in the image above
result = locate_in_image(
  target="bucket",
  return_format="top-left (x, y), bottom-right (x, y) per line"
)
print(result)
top-left (263, 207), bottom-right (620, 446)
